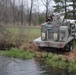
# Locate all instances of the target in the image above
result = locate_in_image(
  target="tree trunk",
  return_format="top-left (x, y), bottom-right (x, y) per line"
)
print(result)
top-left (21, 0), bottom-right (23, 26)
top-left (5, 0), bottom-right (8, 25)
top-left (46, 5), bottom-right (48, 19)
top-left (29, 0), bottom-right (33, 26)
top-left (64, 0), bottom-right (67, 19)
top-left (13, 0), bottom-right (15, 25)
top-left (73, 1), bottom-right (75, 19)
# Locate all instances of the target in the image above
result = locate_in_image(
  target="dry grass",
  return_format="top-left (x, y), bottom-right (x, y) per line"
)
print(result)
top-left (5, 27), bottom-right (40, 50)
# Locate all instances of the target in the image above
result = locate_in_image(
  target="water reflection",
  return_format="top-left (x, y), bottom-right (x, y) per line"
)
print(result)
top-left (0, 56), bottom-right (75, 75)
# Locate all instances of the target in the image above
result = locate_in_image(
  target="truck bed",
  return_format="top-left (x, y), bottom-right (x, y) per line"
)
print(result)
top-left (33, 37), bottom-right (73, 48)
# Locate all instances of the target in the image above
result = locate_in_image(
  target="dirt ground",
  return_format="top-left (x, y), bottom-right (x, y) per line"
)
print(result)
top-left (64, 44), bottom-right (76, 61)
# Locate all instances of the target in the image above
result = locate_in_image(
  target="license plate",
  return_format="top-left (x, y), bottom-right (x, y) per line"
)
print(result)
top-left (40, 43), bottom-right (45, 46)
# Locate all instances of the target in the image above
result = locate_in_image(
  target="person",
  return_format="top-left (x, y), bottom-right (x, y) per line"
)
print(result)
top-left (46, 15), bottom-right (54, 22)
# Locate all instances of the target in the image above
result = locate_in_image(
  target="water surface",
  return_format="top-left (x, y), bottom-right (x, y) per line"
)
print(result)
top-left (0, 56), bottom-right (75, 75)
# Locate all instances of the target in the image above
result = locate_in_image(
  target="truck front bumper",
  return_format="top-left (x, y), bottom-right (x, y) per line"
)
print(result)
top-left (33, 37), bottom-right (73, 48)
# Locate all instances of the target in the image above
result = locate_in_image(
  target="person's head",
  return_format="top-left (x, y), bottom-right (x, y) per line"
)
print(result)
top-left (47, 16), bottom-right (51, 20)
top-left (47, 16), bottom-right (53, 22)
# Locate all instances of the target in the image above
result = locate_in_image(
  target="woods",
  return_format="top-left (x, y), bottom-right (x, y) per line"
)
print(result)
top-left (0, 0), bottom-right (76, 26)
top-left (0, 0), bottom-right (46, 26)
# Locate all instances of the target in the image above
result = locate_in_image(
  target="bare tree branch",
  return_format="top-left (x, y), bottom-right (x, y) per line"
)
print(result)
top-left (41, 0), bottom-right (46, 6)
top-left (41, 0), bottom-right (51, 19)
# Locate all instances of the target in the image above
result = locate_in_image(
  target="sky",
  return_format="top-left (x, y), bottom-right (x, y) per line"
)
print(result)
top-left (37, 0), bottom-right (55, 12)
top-left (15, 0), bottom-right (56, 12)
top-left (15, 0), bottom-right (73, 14)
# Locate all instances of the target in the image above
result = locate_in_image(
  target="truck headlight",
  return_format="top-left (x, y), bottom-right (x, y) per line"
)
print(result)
top-left (54, 33), bottom-right (58, 41)
top-left (42, 33), bottom-right (46, 40)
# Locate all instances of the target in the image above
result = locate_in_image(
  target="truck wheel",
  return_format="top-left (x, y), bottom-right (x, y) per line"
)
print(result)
top-left (38, 46), bottom-right (45, 50)
top-left (38, 46), bottom-right (43, 50)
top-left (65, 42), bottom-right (73, 51)
top-left (69, 42), bottom-right (73, 51)
top-left (69, 44), bottom-right (73, 51)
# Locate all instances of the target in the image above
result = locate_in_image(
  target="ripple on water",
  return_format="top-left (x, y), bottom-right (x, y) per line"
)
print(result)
top-left (0, 56), bottom-right (75, 75)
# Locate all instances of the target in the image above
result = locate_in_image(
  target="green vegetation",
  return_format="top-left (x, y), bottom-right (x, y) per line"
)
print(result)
top-left (7, 27), bottom-right (40, 42)
top-left (54, 0), bottom-right (76, 19)
top-left (2, 27), bottom-right (40, 49)
top-left (7, 27), bottom-right (40, 34)
top-left (0, 48), bottom-right (35, 60)
top-left (35, 52), bottom-right (76, 72)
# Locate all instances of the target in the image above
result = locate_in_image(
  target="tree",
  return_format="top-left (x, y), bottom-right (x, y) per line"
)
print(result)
top-left (68, 0), bottom-right (76, 19)
top-left (21, 0), bottom-right (24, 25)
top-left (13, 0), bottom-right (15, 25)
top-left (41, 0), bottom-right (51, 19)
top-left (5, 0), bottom-right (8, 25)
top-left (29, 0), bottom-right (33, 26)
top-left (54, 0), bottom-right (76, 19)
top-left (54, 0), bottom-right (68, 19)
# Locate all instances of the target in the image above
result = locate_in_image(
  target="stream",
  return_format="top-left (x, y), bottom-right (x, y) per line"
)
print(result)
top-left (0, 56), bottom-right (75, 75)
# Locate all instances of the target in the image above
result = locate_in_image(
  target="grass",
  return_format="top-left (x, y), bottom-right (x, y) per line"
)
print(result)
top-left (6, 27), bottom-right (40, 43)
top-left (7, 27), bottom-right (40, 34)
top-left (68, 60), bottom-right (76, 72)
top-left (35, 52), bottom-right (76, 72)
top-left (45, 55), bottom-right (67, 69)
top-left (0, 48), bottom-right (35, 60)
top-left (0, 27), bottom-right (40, 59)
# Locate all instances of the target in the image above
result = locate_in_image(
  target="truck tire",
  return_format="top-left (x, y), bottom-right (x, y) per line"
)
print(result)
top-left (38, 46), bottom-right (46, 50)
top-left (65, 42), bottom-right (73, 51)
top-left (38, 46), bottom-right (43, 50)
top-left (69, 44), bottom-right (73, 51)
top-left (69, 41), bottom-right (73, 51)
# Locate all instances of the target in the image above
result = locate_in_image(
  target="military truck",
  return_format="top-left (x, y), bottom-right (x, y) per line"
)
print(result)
top-left (33, 15), bottom-right (76, 51)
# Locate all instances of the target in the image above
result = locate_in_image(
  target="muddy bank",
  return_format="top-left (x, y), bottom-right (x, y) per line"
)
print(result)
top-left (65, 50), bottom-right (76, 61)
top-left (23, 42), bottom-right (76, 61)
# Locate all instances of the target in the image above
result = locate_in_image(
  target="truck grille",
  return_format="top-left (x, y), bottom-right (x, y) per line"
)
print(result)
top-left (47, 28), bottom-right (54, 40)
